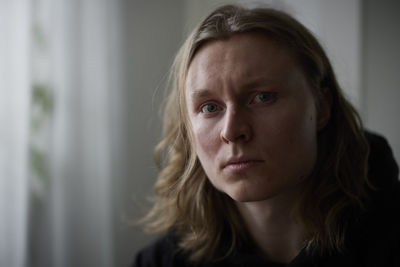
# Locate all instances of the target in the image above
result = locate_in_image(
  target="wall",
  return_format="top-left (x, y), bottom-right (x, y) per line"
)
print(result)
top-left (114, 2), bottom-right (184, 266)
top-left (362, 0), bottom-right (400, 163)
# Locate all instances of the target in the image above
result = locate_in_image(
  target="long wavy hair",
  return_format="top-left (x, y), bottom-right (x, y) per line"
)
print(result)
top-left (141, 4), bottom-right (370, 262)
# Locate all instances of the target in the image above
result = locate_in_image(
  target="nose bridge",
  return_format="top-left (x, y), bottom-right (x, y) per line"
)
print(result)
top-left (221, 104), bottom-right (251, 143)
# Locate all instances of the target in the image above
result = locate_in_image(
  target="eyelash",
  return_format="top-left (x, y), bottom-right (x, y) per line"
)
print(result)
top-left (198, 92), bottom-right (276, 114)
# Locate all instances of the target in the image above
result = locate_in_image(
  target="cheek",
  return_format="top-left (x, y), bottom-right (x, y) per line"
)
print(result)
top-left (285, 107), bottom-right (317, 157)
top-left (191, 120), bottom-right (223, 183)
top-left (279, 96), bottom-right (318, 139)
top-left (257, 103), bottom-right (316, 142)
top-left (258, 99), bottom-right (318, 169)
top-left (192, 119), bottom-right (220, 160)
top-left (283, 102), bottom-right (318, 172)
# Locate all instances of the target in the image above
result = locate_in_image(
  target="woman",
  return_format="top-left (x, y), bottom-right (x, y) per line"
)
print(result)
top-left (133, 4), bottom-right (400, 267)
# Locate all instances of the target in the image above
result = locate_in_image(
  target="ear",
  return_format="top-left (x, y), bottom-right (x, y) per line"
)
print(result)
top-left (317, 87), bottom-right (332, 131)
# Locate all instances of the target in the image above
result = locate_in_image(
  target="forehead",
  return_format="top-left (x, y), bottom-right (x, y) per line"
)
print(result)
top-left (185, 33), bottom-right (300, 95)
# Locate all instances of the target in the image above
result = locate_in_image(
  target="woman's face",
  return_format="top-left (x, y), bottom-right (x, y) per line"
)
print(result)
top-left (185, 33), bottom-right (323, 202)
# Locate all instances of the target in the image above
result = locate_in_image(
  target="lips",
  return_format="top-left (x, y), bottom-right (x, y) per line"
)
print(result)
top-left (222, 158), bottom-right (264, 172)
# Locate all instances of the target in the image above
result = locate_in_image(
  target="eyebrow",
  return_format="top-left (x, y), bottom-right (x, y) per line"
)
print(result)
top-left (189, 88), bottom-right (214, 100)
top-left (189, 77), bottom-right (276, 100)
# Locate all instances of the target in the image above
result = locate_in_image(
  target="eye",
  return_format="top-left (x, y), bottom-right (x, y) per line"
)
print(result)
top-left (201, 103), bottom-right (219, 113)
top-left (252, 92), bottom-right (276, 103)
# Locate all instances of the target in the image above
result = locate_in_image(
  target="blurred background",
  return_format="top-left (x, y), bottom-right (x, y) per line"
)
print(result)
top-left (1, 0), bottom-right (399, 266)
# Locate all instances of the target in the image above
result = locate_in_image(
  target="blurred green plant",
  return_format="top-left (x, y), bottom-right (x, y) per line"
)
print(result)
top-left (30, 144), bottom-right (50, 186)
top-left (28, 2), bottom-right (56, 264)
top-left (33, 83), bottom-right (53, 112)
top-left (29, 4), bottom-right (54, 197)
top-left (33, 23), bottom-right (46, 49)
top-left (30, 17), bottom-right (54, 203)
top-left (29, 82), bottom-right (53, 192)
top-left (31, 83), bottom-right (53, 133)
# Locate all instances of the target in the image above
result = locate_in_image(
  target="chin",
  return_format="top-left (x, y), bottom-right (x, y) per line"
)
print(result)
top-left (230, 193), bottom-right (278, 203)
top-left (224, 183), bottom-right (279, 203)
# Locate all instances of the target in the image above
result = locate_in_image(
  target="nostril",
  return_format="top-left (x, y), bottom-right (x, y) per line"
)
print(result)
top-left (220, 126), bottom-right (252, 143)
top-left (238, 133), bottom-right (247, 140)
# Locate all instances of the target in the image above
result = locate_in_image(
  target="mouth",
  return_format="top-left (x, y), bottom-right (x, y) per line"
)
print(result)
top-left (223, 159), bottom-right (264, 172)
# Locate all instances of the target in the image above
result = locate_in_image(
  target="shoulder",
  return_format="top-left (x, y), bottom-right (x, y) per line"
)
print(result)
top-left (132, 233), bottom-right (177, 267)
top-left (131, 232), bottom-right (196, 267)
top-left (348, 131), bottom-right (400, 266)
top-left (131, 232), bottom-right (236, 267)
top-left (366, 131), bottom-right (399, 188)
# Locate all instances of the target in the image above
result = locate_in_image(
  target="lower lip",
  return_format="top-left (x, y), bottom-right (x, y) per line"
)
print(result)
top-left (224, 160), bottom-right (263, 172)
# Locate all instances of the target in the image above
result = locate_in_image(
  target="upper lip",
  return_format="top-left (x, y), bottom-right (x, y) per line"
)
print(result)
top-left (222, 157), bottom-right (264, 168)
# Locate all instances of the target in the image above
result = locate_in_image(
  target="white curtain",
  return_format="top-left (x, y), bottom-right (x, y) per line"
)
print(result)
top-left (48, 0), bottom-right (123, 266)
top-left (0, 0), bottom-right (123, 266)
top-left (0, 1), bottom-right (31, 267)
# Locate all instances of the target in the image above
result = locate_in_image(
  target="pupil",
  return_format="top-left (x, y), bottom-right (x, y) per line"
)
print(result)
top-left (259, 92), bottom-right (272, 102)
top-left (260, 93), bottom-right (268, 101)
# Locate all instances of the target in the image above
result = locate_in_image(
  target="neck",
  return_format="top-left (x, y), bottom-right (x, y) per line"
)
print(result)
top-left (235, 188), bottom-right (306, 263)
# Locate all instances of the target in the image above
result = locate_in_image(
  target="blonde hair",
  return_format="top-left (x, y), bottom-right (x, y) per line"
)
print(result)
top-left (142, 4), bottom-right (370, 261)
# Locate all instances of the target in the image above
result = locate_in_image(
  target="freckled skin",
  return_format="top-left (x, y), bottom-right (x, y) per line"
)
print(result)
top-left (185, 33), bottom-right (320, 202)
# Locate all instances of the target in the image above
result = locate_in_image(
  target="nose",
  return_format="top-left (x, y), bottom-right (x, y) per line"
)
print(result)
top-left (220, 107), bottom-right (252, 144)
